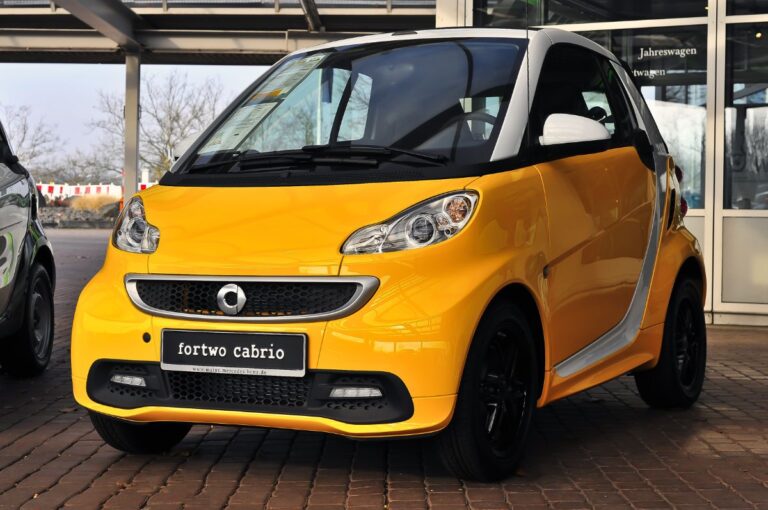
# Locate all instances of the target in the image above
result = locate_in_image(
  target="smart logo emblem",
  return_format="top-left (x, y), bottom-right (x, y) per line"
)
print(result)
top-left (216, 283), bottom-right (246, 315)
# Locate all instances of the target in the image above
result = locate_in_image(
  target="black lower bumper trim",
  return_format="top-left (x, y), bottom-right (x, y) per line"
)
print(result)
top-left (86, 360), bottom-right (414, 425)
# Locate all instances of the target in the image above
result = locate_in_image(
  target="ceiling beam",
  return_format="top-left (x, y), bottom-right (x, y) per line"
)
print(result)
top-left (54, 0), bottom-right (143, 52)
top-left (138, 29), bottom-right (359, 54)
top-left (0, 28), bottom-right (366, 63)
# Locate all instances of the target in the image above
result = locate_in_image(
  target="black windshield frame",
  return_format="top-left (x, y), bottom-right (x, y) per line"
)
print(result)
top-left (163, 36), bottom-right (528, 187)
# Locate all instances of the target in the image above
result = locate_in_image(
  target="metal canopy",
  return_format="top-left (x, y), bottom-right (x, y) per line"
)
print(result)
top-left (54, 0), bottom-right (144, 52)
top-left (0, 0), bottom-right (437, 196)
top-left (0, 2), bottom-right (436, 64)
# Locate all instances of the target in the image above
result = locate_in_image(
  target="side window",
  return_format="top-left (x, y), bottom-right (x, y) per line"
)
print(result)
top-left (529, 45), bottom-right (631, 146)
top-left (598, 57), bottom-right (636, 142)
top-left (0, 159), bottom-right (17, 188)
top-left (0, 130), bottom-right (17, 187)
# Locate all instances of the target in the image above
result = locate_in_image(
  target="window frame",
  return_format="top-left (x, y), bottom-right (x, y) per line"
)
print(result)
top-left (523, 42), bottom-right (639, 162)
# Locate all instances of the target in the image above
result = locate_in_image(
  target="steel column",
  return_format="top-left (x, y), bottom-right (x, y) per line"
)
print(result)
top-left (124, 53), bottom-right (141, 198)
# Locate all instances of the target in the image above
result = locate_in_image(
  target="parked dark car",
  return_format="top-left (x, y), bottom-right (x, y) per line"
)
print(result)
top-left (0, 120), bottom-right (55, 376)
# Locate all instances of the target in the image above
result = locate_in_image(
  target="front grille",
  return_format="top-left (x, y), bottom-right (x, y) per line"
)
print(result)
top-left (132, 279), bottom-right (360, 319)
top-left (167, 371), bottom-right (311, 408)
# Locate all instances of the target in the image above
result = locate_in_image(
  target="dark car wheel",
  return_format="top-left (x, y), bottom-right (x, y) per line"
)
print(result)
top-left (0, 263), bottom-right (54, 377)
top-left (635, 278), bottom-right (707, 408)
top-left (435, 301), bottom-right (538, 481)
top-left (90, 412), bottom-right (192, 454)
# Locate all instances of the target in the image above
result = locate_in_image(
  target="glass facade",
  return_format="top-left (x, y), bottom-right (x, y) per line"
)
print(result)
top-left (728, 0), bottom-right (768, 14)
top-left (725, 23), bottom-right (768, 210)
top-left (474, 0), bottom-right (707, 27)
top-left (472, 0), bottom-right (768, 316)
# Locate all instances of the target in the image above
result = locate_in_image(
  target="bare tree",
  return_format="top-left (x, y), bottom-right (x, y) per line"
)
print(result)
top-left (91, 73), bottom-right (226, 180)
top-left (31, 146), bottom-right (121, 184)
top-left (0, 104), bottom-right (61, 171)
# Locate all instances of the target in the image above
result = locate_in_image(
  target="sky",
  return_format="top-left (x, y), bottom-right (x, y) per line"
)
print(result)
top-left (0, 63), bottom-right (265, 154)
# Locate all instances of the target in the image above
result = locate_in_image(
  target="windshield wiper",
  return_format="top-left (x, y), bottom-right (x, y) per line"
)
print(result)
top-left (185, 144), bottom-right (446, 174)
top-left (186, 149), bottom-right (379, 174)
top-left (302, 144), bottom-right (448, 165)
top-left (185, 150), bottom-right (312, 174)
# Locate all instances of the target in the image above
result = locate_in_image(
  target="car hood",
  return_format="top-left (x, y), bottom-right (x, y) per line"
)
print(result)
top-left (140, 177), bottom-right (477, 276)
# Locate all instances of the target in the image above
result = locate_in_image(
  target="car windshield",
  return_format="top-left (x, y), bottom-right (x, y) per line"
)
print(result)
top-left (178, 37), bottom-right (526, 181)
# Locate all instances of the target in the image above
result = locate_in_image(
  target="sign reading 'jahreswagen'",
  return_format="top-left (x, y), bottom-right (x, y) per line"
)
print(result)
top-left (633, 46), bottom-right (700, 80)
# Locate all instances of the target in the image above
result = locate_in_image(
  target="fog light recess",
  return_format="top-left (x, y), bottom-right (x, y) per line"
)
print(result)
top-left (110, 374), bottom-right (147, 387)
top-left (329, 386), bottom-right (383, 399)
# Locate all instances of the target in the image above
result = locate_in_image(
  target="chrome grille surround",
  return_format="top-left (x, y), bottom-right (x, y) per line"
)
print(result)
top-left (124, 274), bottom-right (379, 323)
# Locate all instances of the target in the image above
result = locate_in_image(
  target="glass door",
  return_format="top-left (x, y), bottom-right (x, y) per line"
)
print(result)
top-left (714, 2), bottom-right (768, 319)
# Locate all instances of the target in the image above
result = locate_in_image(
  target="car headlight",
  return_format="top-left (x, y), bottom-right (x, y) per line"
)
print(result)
top-left (341, 191), bottom-right (478, 254)
top-left (112, 197), bottom-right (160, 254)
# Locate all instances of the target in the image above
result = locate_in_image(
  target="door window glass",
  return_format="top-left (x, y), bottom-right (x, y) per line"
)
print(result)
top-left (0, 133), bottom-right (16, 188)
top-left (0, 162), bottom-right (16, 188)
top-left (579, 27), bottom-right (707, 209)
top-left (529, 45), bottom-right (628, 145)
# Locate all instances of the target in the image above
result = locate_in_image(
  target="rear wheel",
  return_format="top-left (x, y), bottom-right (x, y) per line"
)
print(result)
top-left (635, 278), bottom-right (707, 408)
top-left (90, 412), bottom-right (191, 454)
top-left (435, 301), bottom-right (538, 481)
top-left (0, 263), bottom-right (54, 377)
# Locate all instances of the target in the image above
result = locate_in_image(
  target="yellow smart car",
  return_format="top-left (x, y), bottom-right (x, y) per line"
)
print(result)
top-left (72, 28), bottom-right (706, 481)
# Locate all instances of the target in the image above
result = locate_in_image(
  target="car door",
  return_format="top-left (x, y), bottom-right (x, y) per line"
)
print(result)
top-left (530, 45), bottom-right (656, 365)
top-left (0, 122), bottom-right (30, 317)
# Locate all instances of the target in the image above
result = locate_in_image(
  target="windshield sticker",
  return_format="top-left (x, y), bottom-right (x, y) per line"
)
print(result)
top-left (249, 53), bottom-right (329, 102)
top-left (199, 53), bottom-right (329, 154)
top-left (199, 102), bottom-right (277, 153)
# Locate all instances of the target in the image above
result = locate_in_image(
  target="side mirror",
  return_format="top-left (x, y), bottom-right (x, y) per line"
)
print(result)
top-left (170, 132), bottom-right (200, 162)
top-left (539, 113), bottom-right (611, 146)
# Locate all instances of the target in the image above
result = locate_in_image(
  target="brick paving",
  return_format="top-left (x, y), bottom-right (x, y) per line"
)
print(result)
top-left (0, 228), bottom-right (767, 510)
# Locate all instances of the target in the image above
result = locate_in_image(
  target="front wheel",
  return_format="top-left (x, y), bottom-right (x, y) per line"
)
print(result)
top-left (90, 412), bottom-right (191, 454)
top-left (635, 278), bottom-right (707, 408)
top-left (435, 301), bottom-right (538, 481)
top-left (0, 263), bottom-right (54, 377)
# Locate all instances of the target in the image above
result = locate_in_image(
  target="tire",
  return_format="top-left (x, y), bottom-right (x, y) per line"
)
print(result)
top-left (435, 301), bottom-right (539, 481)
top-left (635, 278), bottom-right (707, 408)
top-left (0, 263), bottom-right (54, 377)
top-left (90, 412), bottom-right (191, 454)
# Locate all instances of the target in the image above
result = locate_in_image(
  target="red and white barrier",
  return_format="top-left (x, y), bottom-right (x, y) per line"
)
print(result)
top-left (35, 182), bottom-right (157, 200)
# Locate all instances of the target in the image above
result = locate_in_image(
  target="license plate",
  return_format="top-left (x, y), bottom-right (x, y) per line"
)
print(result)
top-left (161, 330), bottom-right (306, 377)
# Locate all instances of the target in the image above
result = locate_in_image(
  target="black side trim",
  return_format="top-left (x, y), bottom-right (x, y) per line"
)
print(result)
top-left (86, 360), bottom-right (414, 425)
top-left (667, 190), bottom-right (677, 231)
top-left (633, 129), bottom-right (656, 171)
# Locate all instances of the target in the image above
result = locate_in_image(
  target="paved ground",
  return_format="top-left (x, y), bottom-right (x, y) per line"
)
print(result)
top-left (0, 229), bottom-right (767, 510)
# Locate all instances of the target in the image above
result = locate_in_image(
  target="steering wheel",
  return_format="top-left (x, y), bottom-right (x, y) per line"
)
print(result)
top-left (460, 110), bottom-right (497, 126)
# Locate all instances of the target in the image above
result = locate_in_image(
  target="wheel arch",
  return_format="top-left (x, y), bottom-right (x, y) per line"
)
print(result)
top-left (676, 255), bottom-right (705, 305)
top-left (485, 283), bottom-right (546, 399)
top-left (33, 244), bottom-right (56, 291)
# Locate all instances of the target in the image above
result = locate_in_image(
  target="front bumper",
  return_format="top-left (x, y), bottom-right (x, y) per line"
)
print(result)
top-left (71, 236), bottom-right (512, 437)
